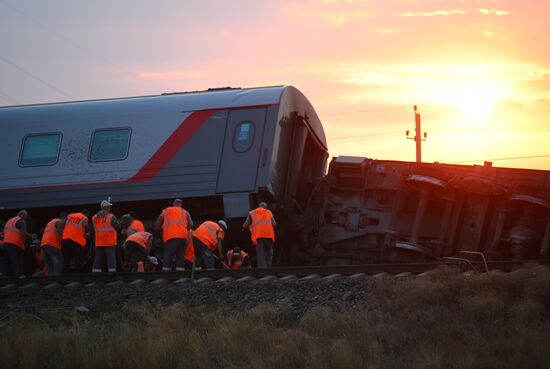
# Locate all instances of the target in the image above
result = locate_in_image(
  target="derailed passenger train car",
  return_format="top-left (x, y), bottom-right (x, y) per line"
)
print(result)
top-left (0, 86), bottom-right (328, 236)
top-left (302, 157), bottom-right (550, 264)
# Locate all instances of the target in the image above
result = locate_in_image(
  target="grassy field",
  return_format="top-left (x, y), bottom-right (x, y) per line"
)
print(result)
top-left (1, 265), bottom-right (550, 369)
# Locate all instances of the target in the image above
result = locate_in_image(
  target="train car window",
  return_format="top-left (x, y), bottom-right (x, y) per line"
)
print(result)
top-left (233, 121), bottom-right (255, 153)
top-left (89, 128), bottom-right (131, 162)
top-left (19, 133), bottom-right (62, 167)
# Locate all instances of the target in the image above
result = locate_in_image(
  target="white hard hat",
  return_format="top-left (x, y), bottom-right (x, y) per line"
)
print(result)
top-left (100, 199), bottom-right (112, 207)
top-left (218, 220), bottom-right (227, 230)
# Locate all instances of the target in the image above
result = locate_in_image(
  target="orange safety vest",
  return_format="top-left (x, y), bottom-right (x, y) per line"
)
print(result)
top-left (249, 208), bottom-right (275, 245)
top-left (227, 249), bottom-right (249, 269)
top-left (193, 221), bottom-right (224, 250)
top-left (126, 231), bottom-right (152, 250)
top-left (41, 218), bottom-right (62, 249)
top-left (62, 213), bottom-right (88, 247)
top-left (185, 232), bottom-right (195, 262)
top-left (93, 212), bottom-right (117, 247)
top-left (128, 219), bottom-right (145, 234)
top-left (3, 216), bottom-right (26, 249)
top-left (162, 207), bottom-right (189, 242)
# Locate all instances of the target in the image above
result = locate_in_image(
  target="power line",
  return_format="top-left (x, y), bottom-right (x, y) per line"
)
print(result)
top-left (328, 131), bottom-right (402, 142)
top-left (0, 54), bottom-right (75, 99)
top-left (1, 1), bottom-right (116, 68)
top-left (320, 105), bottom-right (411, 117)
top-left (0, 88), bottom-right (20, 105)
top-left (448, 154), bottom-right (550, 164)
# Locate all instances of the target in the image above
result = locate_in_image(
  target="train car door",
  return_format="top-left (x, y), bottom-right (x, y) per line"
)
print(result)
top-left (216, 108), bottom-right (267, 193)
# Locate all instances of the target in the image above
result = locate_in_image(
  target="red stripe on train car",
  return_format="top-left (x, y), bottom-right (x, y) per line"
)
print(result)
top-left (0, 104), bottom-right (276, 192)
top-left (128, 109), bottom-right (216, 182)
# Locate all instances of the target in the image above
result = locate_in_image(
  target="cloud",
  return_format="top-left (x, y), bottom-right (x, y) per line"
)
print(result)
top-left (370, 28), bottom-right (400, 35)
top-left (283, 1), bottom-right (376, 26)
top-left (394, 8), bottom-right (511, 18)
top-left (326, 62), bottom-right (550, 87)
top-left (478, 8), bottom-right (510, 16)
top-left (307, 10), bottom-right (376, 25)
top-left (312, 61), bottom-right (550, 108)
top-left (474, 24), bottom-right (510, 40)
top-left (394, 9), bottom-right (469, 17)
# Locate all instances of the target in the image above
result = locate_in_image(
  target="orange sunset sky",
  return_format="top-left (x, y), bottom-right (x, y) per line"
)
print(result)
top-left (1, 0), bottom-right (549, 169)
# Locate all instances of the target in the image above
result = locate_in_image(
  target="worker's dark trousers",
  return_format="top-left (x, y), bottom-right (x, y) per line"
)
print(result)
top-left (42, 245), bottom-right (64, 275)
top-left (61, 239), bottom-right (84, 273)
top-left (123, 241), bottom-right (150, 272)
top-left (256, 238), bottom-right (274, 268)
top-left (2, 243), bottom-right (24, 277)
top-left (163, 238), bottom-right (187, 271)
top-left (192, 236), bottom-right (215, 270)
top-left (92, 246), bottom-right (117, 272)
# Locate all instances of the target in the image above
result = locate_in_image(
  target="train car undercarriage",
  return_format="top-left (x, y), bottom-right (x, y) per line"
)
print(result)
top-left (299, 156), bottom-right (550, 265)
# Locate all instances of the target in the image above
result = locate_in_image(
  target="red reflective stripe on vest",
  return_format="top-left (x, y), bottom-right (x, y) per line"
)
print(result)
top-left (3, 216), bottom-right (25, 249)
top-left (162, 207), bottom-right (189, 242)
top-left (62, 213), bottom-right (88, 247)
top-left (93, 213), bottom-right (117, 247)
top-left (41, 218), bottom-right (61, 249)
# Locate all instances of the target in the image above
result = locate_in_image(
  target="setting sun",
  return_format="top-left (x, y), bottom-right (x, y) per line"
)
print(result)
top-left (450, 83), bottom-right (504, 121)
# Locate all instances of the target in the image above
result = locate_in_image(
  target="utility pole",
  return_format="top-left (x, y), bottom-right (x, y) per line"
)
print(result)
top-left (406, 105), bottom-right (427, 163)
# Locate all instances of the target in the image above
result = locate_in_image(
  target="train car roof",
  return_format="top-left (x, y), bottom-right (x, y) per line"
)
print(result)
top-left (0, 85), bottom-right (327, 148)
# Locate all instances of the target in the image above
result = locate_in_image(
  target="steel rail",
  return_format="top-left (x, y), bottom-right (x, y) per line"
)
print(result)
top-left (1, 259), bottom-right (549, 287)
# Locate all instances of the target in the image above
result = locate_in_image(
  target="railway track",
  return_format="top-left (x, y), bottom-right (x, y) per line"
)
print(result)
top-left (1, 260), bottom-right (549, 294)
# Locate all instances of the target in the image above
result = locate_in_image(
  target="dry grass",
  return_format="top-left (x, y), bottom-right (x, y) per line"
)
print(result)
top-left (1, 264), bottom-right (550, 369)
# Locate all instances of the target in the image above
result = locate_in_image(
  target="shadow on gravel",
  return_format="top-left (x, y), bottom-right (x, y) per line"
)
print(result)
top-left (1, 264), bottom-right (550, 369)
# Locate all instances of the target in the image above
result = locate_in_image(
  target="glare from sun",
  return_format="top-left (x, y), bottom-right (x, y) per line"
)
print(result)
top-left (448, 83), bottom-right (504, 122)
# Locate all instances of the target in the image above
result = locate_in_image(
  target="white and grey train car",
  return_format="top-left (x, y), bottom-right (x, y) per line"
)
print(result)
top-left (0, 86), bottom-right (328, 234)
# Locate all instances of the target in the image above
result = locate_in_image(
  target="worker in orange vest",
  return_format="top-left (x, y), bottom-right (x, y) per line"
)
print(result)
top-left (155, 198), bottom-right (193, 271)
top-left (123, 231), bottom-right (153, 272)
top-left (243, 202), bottom-right (277, 268)
top-left (0, 229), bottom-right (5, 276)
top-left (192, 220), bottom-right (227, 269)
top-left (184, 230), bottom-right (195, 268)
top-left (62, 209), bottom-right (91, 273)
top-left (40, 213), bottom-right (67, 275)
top-left (91, 200), bottom-right (120, 273)
top-left (122, 211), bottom-right (145, 237)
top-left (2, 210), bottom-right (35, 276)
top-left (227, 246), bottom-right (251, 269)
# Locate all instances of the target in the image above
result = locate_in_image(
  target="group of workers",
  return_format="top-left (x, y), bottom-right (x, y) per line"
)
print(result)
top-left (0, 198), bottom-right (276, 277)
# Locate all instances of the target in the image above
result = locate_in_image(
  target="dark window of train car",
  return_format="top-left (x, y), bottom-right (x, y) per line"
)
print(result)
top-left (19, 133), bottom-right (62, 167)
top-left (233, 121), bottom-right (255, 153)
top-left (89, 128), bottom-right (131, 162)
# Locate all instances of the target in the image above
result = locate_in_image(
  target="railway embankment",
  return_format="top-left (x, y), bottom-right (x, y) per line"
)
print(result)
top-left (1, 264), bottom-right (550, 369)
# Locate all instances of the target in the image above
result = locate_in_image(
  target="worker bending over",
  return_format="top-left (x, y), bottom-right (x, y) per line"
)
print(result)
top-left (62, 209), bottom-right (90, 273)
top-left (155, 198), bottom-right (193, 271)
top-left (2, 210), bottom-right (35, 276)
top-left (227, 246), bottom-right (250, 269)
top-left (243, 202), bottom-right (276, 268)
top-left (192, 220), bottom-right (226, 269)
top-left (122, 211), bottom-right (145, 237)
top-left (123, 231), bottom-right (153, 272)
top-left (91, 200), bottom-right (120, 272)
top-left (40, 213), bottom-right (67, 275)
